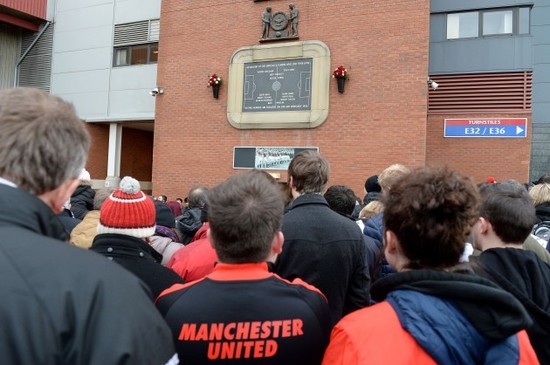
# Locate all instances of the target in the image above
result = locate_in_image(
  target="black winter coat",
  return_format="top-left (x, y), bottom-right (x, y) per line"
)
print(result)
top-left (0, 184), bottom-right (177, 364)
top-left (91, 233), bottom-right (185, 298)
top-left (274, 194), bottom-right (370, 326)
top-left (70, 184), bottom-right (95, 219)
top-left (472, 248), bottom-right (550, 364)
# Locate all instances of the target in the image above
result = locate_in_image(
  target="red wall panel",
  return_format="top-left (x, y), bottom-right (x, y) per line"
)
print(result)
top-left (0, 0), bottom-right (47, 19)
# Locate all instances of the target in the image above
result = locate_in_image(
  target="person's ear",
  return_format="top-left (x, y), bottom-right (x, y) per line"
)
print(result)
top-left (478, 217), bottom-right (490, 235)
top-left (384, 230), bottom-right (398, 254)
top-left (38, 178), bottom-right (80, 214)
top-left (207, 228), bottom-right (215, 249)
top-left (267, 231), bottom-right (284, 263)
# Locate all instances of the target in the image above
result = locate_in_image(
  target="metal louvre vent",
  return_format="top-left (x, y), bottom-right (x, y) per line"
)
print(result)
top-left (114, 19), bottom-right (159, 46)
top-left (18, 24), bottom-right (53, 92)
top-left (428, 72), bottom-right (532, 114)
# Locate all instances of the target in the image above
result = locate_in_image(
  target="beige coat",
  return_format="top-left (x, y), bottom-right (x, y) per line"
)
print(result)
top-left (70, 210), bottom-right (100, 249)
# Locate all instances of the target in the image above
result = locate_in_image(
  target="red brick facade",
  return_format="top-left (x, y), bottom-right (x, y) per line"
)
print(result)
top-left (86, 124), bottom-right (153, 182)
top-left (153, 0), bottom-right (430, 199)
top-left (152, 0), bottom-right (530, 199)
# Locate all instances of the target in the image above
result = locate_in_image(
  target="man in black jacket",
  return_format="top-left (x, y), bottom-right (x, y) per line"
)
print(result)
top-left (0, 88), bottom-right (178, 365)
top-left (274, 151), bottom-right (370, 326)
top-left (471, 181), bottom-right (550, 363)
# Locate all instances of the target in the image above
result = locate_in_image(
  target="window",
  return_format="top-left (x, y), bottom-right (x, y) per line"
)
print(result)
top-left (482, 10), bottom-right (512, 36)
top-left (113, 43), bottom-right (158, 66)
top-left (447, 12), bottom-right (478, 39)
top-left (446, 7), bottom-right (530, 40)
top-left (112, 19), bottom-right (159, 67)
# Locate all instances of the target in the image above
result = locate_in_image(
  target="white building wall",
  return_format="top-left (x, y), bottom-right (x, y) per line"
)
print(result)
top-left (50, 0), bottom-right (160, 121)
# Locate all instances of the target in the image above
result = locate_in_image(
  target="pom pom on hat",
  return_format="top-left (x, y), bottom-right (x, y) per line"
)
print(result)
top-left (79, 168), bottom-right (91, 181)
top-left (97, 176), bottom-right (156, 238)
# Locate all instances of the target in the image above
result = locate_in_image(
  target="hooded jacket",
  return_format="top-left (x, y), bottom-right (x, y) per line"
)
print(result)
top-left (0, 183), bottom-right (177, 364)
top-left (323, 270), bottom-right (538, 365)
top-left (176, 207), bottom-right (203, 245)
top-left (473, 248), bottom-right (550, 364)
top-left (70, 183), bottom-right (95, 220)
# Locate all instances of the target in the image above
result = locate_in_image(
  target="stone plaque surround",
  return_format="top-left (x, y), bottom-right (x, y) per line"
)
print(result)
top-left (227, 40), bottom-right (330, 129)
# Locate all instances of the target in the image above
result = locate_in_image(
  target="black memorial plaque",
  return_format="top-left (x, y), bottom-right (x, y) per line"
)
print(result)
top-left (242, 58), bottom-right (312, 112)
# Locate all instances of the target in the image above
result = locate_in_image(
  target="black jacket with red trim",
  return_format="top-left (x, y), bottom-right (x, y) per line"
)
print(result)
top-left (156, 262), bottom-right (331, 365)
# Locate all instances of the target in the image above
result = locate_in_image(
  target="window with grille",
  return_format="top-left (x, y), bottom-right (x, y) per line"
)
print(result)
top-left (113, 19), bottom-right (159, 67)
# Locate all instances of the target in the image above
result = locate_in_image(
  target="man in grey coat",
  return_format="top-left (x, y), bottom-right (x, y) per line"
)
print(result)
top-left (0, 88), bottom-right (178, 365)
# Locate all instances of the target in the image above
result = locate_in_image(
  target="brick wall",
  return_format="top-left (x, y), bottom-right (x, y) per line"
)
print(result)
top-left (86, 124), bottom-right (109, 180)
top-left (154, 0), bottom-right (430, 199)
top-left (426, 114), bottom-right (531, 184)
top-left (121, 128), bottom-right (154, 181)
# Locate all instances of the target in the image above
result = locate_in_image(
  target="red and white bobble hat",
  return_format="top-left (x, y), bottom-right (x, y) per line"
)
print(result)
top-left (97, 176), bottom-right (156, 238)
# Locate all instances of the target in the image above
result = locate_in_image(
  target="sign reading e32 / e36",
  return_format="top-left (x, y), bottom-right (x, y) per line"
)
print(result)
top-left (444, 118), bottom-right (527, 138)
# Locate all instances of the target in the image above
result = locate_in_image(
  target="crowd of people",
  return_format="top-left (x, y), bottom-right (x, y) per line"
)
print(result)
top-left (1, 87), bottom-right (548, 364)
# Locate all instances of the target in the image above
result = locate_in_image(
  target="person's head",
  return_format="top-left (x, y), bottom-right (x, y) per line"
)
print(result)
top-left (207, 171), bottom-right (284, 264)
top-left (383, 167), bottom-right (479, 271)
top-left (529, 183), bottom-right (550, 206)
top-left (474, 181), bottom-right (536, 249)
top-left (93, 187), bottom-right (115, 210)
top-left (97, 176), bottom-right (156, 238)
top-left (0, 88), bottom-right (90, 212)
top-left (324, 185), bottom-right (356, 216)
top-left (158, 195), bottom-right (167, 203)
top-left (176, 197), bottom-right (183, 205)
top-left (187, 186), bottom-right (208, 209)
top-left (364, 175), bottom-right (381, 194)
top-left (154, 200), bottom-right (176, 229)
top-left (533, 174), bottom-right (550, 185)
top-left (287, 150), bottom-right (329, 195)
top-left (359, 200), bottom-right (384, 221)
top-left (378, 164), bottom-right (410, 195)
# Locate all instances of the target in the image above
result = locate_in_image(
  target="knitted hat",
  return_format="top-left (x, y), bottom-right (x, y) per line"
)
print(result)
top-left (97, 176), bottom-right (156, 238)
top-left (365, 175), bottom-right (382, 193)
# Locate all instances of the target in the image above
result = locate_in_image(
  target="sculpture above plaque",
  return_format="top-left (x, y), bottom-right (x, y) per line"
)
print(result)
top-left (260, 4), bottom-right (299, 42)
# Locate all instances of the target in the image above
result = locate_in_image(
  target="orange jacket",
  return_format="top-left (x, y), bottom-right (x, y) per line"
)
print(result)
top-left (322, 301), bottom-right (539, 365)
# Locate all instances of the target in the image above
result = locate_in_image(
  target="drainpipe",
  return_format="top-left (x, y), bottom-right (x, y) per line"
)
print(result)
top-left (14, 21), bottom-right (52, 87)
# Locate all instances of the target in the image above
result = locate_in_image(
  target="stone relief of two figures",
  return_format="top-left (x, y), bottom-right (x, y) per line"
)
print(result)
top-left (261, 4), bottom-right (299, 40)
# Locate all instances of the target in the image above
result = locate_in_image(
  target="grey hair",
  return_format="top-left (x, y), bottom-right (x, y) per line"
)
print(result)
top-left (0, 88), bottom-right (90, 195)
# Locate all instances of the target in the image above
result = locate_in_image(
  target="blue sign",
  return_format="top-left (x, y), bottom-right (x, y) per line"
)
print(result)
top-left (444, 118), bottom-right (527, 138)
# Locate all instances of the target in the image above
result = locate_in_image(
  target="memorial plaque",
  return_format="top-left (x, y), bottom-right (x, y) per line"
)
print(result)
top-left (242, 58), bottom-right (312, 112)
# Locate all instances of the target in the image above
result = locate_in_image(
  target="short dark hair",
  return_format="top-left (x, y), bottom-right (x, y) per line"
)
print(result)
top-left (287, 150), bottom-right (329, 194)
top-left (187, 186), bottom-right (208, 208)
top-left (207, 171), bottom-right (284, 263)
top-left (383, 167), bottom-right (479, 270)
top-left (479, 181), bottom-right (536, 244)
top-left (324, 185), bottom-right (356, 216)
